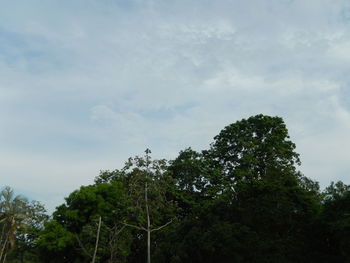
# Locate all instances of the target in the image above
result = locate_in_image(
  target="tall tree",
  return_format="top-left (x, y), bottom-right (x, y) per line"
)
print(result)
top-left (0, 187), bottom-right (47, 263)
top-left (160, 115), bottom-right (321, 262)
top-left (0, 187), bottom-right (30, 262)
top-left (35, 114), bottom-right (329, 262)
top-left (38, 181), bottom-right (131, 263)
top-left (123, 149), bottom-right (176, 263)
top-left (205, 114), bottom-right (300, 187)
top-left (9, 200), bottom-right (48, 263)
top-left (318, 181), bottom-right (350, 262)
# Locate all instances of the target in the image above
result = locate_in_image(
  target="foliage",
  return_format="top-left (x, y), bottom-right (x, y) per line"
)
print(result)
top-left (122, 150), bottom-right (176, 228)
top-left (7, 114), bottom-right (350, 263)
top-left (37, 181), bottom-right (131, 263)
top-left (0, 187), bottom-right (47, 263)
top-left (156, 115), bottom-right (321, 263)
top-left (204, 114), bottom-right (300, 185)
top-left (121, 149), bottom-right (177, 263)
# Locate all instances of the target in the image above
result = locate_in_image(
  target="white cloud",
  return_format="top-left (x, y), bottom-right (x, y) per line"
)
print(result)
top-left (1, 0), bottom-right (350, 211)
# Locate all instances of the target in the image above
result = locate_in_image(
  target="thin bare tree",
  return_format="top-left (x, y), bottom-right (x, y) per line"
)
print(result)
top-left (123, 149), bottom-right (175, 263)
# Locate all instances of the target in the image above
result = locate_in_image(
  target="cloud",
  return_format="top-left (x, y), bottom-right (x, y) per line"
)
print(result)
top-left (1, 0), bottom-right (350, 211)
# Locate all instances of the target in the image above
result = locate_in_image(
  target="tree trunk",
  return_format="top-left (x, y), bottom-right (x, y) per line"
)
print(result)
top-left (147, 229), bottom-right (151, 263)
top-left (0, 234), bottom-right (8, 262)
top-left (91, 216), bottom-right (102, 263)
top-left (145, 180), bottom-right (151, 263)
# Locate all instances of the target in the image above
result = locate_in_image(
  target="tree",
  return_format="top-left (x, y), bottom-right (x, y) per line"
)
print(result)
top-left (0, 187), bottom-right (33, 262)
top-left (76, 216), bottom-right (127, 263)
top-left (9, 200), bottom-right (48, 263)
top-left (35, 114), bottom-right (332, 262)
top-left (318, 181), bottom-right (350, 262)
top-left (205, 114), bottom-right (300, 187)
top-left (0, 187), bottom-right (48, 263)
top-left (38, 181), bottom-right (131, 263)
top-left (167, 148), bottom-right (210, 217)
top-left (36, 220), bottom-right (76, 263)
top-left (158, 115), bottom-right (321, 262)
top-left (122, 149), bottom-right (176, 263)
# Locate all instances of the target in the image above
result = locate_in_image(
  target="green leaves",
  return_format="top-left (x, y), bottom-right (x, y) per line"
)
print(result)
top-left (26, 114), bottom-right (350, 262)
top-left (206, 114), bottom-right (300, 182)
top-left (0, 187), bottom-right (47, 262)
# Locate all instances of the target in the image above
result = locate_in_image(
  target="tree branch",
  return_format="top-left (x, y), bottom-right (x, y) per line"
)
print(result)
top-left (75, 235), bottom-right (92, 259)
top-left (122, 222), bottom-right (147, 231)
top-left (115, 225), bottom-right (126, 236)
top-left (150, 218), bottom-right (174, 233)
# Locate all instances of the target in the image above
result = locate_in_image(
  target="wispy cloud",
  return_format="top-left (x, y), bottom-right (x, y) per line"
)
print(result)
top-left (1, 0), bottom-right (350, 211)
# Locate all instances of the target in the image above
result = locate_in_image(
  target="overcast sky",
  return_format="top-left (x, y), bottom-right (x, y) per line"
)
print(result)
top-left (1, 0), bottom-right (350, 212)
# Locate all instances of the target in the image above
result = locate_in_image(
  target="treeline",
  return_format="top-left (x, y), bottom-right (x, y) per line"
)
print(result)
top-left (3, 114), bottom-right (350, 262)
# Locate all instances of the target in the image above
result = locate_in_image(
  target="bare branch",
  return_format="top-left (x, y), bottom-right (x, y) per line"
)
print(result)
top-left (150, 218), bottom-right (174, 233)
top-left (108, 224), bottom-right (126, 243)
top-left (115, 225), bottom-right (126, 236)
top-left (75, 235), bottom-right (92, 259)
top-left (122, 222), bottom-right (147, 231)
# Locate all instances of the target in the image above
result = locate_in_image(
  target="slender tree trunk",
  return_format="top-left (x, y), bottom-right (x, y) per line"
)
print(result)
top-left (0, 226), bottom-right (5, 249)
top-left (0, 233), bottom-right (8, 262)
top-left (147, 229), bottom-right (151, 263)
top-left (91, 216), bottom-right (102, 263)
top-left (145, 181), bottom-right (151, 263)
top-left (0, 233), bottom-right (4, 262)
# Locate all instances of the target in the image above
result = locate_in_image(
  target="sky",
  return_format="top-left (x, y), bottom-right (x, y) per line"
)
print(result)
top-left (1, 0), bottom-right (350, 212)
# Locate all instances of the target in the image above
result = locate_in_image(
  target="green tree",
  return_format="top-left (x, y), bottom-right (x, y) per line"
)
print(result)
top-left (36, 114), bottom-right (329, 262)
top-left (122, 149), bottom-right (176, 263)
top-left (36, 220), bottom-right (76, 263)
top-left (8, 200), bottom-right (48, 263)
top-left (38, 181), bottom-right (131, 263)
top-left (158, 115), bottom-right (321, 262)
top-left (318, 181), bottom-right (350, 262)
top-left (0, 187), bottom-right (44, 262)
top-left (205, 114), bottom-right (300, 187)
top-left (167, 148), bottom-right (209, 216)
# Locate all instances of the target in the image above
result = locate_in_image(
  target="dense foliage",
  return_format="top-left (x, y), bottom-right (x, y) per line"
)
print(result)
top-left (3, 114), bottom-right (350, 262)
top-left (0, 187), bottom-right (48, 263)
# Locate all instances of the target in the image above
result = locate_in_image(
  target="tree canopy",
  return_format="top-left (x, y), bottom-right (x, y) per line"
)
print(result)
top-left (3, 114), bottom-right (350, 263)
